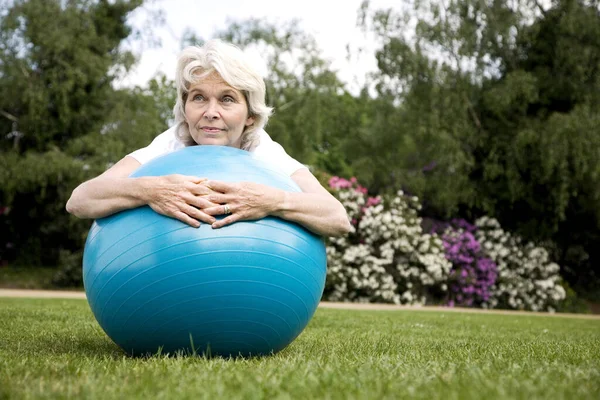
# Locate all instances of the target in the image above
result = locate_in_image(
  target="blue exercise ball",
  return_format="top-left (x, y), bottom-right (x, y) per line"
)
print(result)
top-left (83, 146), bottom-right (327, 357)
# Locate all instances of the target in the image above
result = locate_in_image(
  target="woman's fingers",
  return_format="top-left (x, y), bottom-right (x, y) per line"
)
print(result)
top-left (181, 175), bottom-right (208, 184)
top-left (202, 192), bottom-right (230, 205)
top-left (191, 183), bottom-right (214, 196)
top-left (204, 180), bottom-right (235, 193)
top-left (179, 202), bottom-right (213, 223)
top-left (211, 213), bottom-right (242, 229)
top-left (169, 204), bottom-right (216, 227)
top-left (172, 210), bottom-right (201, 228)
top-left (202, 204), bottom-right (227, 216)
top-left (183, 194), bottom-right (218, 210)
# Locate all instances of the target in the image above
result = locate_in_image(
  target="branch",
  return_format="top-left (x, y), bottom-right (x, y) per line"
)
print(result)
top-left (0, 109), bottom-right (18, 122)
top-left (463, 93), bottom-right (482, 130)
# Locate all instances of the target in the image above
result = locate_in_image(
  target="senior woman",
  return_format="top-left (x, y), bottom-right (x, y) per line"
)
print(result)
top-left (66, 40), bottom-right (352, 237)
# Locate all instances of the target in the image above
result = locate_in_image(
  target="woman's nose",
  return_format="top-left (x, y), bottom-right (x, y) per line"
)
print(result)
top-left (203, 100), bottom-right (220, 120)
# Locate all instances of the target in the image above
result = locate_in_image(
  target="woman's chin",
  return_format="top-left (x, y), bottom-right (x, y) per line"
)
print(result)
top-left (194, 137), bottom-right (244, 149)
top-left (195, 138), bottom-right (229, 147)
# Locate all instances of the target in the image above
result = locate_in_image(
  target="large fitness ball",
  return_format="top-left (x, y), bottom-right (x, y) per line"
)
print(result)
top-left (83, 146), bottom-right (327, 357)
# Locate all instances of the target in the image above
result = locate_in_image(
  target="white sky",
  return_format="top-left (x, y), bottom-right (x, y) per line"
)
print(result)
top-left (119, 0), bottom-right (400, 93)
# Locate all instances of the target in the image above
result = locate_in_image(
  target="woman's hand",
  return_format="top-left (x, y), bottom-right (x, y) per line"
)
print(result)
top-left (172, 171), bottom-right (352, 236)
top-left (201, 180), bottom-right (285, 228)
top-left (146, 174), bottom-right (220, 228)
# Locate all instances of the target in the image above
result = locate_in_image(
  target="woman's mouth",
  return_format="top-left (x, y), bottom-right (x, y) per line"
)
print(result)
top-left (200, 126), bottom-right (224, 133)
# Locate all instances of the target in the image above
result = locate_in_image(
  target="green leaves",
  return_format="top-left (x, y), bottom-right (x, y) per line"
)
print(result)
top-left (363, 0), bottom-right (600, 293)
top-left (0, 0), bottom-right (151, 267)
top-left (0, 0), bottom-right (142, 153)
top-left (215, 18), bottom-right (357, 173)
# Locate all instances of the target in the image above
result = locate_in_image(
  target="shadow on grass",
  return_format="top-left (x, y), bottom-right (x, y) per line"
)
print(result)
top-left (124, 342), bottom-right (276, 360)
top-left (30, 335), bottom-right (274, 361)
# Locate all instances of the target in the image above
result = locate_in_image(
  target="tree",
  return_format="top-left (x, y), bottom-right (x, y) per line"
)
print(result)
top-left (0, 0), bottom-right (164, 267)
top-left (361, 0), bottom-right (600, 295)
top-left (215, 18), bottom-right (362, 178)
top-left (477, 0), bottom-right (600, 293)
top-left (0, 0), bottom-right (143, 153)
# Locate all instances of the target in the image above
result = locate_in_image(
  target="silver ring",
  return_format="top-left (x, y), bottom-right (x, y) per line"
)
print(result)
top-left (223, 204), bottom-right (231, 214)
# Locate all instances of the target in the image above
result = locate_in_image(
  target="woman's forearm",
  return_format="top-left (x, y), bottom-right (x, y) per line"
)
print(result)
top-left (66, 177), bottom-right (153, 219)
top-left (272, 191), bottom-right (353, 237)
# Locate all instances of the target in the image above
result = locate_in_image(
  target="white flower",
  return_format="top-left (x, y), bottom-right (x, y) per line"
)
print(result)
top-left (477, 217), bottom-right (566, 312)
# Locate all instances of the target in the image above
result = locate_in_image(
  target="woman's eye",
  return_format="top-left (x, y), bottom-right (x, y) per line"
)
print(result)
top-left (193, 94), bottom-right (204, 101)
top-left (222, 96), bottom-right (235, 103)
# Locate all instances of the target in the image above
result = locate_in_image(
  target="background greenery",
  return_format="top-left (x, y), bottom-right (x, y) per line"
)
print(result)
top-left (0, 0), bottom-right (598, 303)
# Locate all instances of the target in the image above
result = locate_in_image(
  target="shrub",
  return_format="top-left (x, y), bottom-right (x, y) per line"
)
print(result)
top-left (475, 217), bottom-right (566, 312)
top-left (325, 177), bottom-right (567, 312)
top-left (440, 223), bottom-right (498, 307)
top-left (325, 177), bottom-right (451, 305)
top-left (555, 280), bottom-right (591, 314)
top-left (51, 250), bottom-right (84, 288)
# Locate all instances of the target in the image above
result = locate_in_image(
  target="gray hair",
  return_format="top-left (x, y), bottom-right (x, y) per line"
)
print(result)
top-left (173, 40), bottom-right (273, 151)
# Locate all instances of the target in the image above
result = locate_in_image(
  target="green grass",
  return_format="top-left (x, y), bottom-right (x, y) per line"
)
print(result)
top-left (1, 298), bottom-right (599, 399)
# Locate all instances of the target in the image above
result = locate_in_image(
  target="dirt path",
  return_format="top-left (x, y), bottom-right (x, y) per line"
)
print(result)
top-left (1, 288), bottom-right (599, 320)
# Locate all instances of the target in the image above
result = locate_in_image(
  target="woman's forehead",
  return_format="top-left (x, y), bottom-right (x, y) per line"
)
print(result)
top-left (190, 71), bottom-right (235, 90)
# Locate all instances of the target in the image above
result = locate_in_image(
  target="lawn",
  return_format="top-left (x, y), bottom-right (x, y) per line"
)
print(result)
top-left (0, 298), bottom-right (599, 399)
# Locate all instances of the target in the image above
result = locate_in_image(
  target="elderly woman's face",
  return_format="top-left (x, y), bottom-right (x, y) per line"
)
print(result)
top-left (184, 72), bottom-right (254, 148)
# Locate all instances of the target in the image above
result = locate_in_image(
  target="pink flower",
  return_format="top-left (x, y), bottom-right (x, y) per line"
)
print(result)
top-left (366, 197), bottom-right (381, 207)
top-left (355, 186), bottom-right (368, 195)
top-left (328, 176), bottom-right (353, 189)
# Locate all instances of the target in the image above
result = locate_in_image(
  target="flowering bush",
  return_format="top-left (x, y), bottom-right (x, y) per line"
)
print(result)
top-left (438, 221), bottom-right (497, 307)
top-left (475, 217), bottom-right (566, 312)
top-left (324, 176), bottom-right (566, 312)
top-left (325, 177), bottom-right (451, 305)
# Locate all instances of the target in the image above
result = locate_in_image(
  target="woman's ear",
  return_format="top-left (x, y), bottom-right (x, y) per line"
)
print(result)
top-left (245, 115), bottom-right (255, 127)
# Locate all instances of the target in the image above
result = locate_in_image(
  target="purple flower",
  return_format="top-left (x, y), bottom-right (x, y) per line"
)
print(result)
top-left (442, 225), bottom-right (498, 307)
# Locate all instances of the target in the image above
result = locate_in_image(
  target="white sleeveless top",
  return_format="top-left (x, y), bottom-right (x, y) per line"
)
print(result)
top-left (128, 127), bottom-right (307, 176)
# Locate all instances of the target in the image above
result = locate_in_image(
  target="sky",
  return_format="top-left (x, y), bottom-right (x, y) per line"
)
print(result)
top-left (119, 0), bottom-right (400, 93)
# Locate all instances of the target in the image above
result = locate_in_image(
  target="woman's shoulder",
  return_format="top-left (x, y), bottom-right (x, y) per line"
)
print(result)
top-left (252, 130), bottom-right (308, 176)
top-left (153, 126), bottom-right (185, 150)
top-left (128, 126), bottom-right (185, 165)
top-left (252, 129), bottom-right (279, 152)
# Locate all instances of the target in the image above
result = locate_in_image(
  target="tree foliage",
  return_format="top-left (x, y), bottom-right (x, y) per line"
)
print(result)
top-left (1, 0), bottom-right (598, 298)
top-left (0, 0), bottom-right (142, 152)
top-left (0, 0), bottom-right (172, 266)
top-left (361, 0), bottom-right (600, 294)
top-left (215, 19), bottom-right (361, 178)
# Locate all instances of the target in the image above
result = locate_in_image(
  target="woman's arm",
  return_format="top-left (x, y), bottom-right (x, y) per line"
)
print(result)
top-left (280, 169), bottom-right (354, 236)
top-left (203, 169), bottom-right (353, 237)
top-left (66, 156), bottom-right (217, 227)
